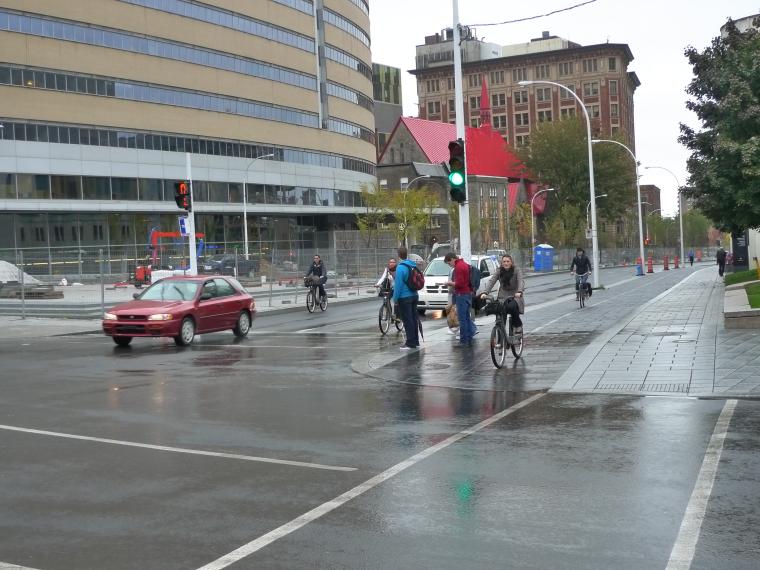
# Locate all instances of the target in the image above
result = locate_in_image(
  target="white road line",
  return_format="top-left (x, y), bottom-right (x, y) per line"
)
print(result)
top-left (0, 563), bottom-right (40, 570)
top-left (195, 392), bottom-right (546, 570)
top-left (666, 399), bottom-right (737, 570)
top-left (0, 424), bottom-right (355, 472)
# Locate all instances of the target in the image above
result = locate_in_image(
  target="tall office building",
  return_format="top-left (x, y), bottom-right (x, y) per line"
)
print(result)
top-left (412, 30), bottom-right (639, 150)
top-left (0, 0), bottom-right (374, 275)
top-left (372, 62), bottom-right (402, 157)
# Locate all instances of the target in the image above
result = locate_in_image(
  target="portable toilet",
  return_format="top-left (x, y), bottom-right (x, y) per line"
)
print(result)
top-left (533, 244), bottom-right (555, 272)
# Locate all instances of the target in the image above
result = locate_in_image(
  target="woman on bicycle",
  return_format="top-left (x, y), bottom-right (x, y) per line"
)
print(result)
top-left (305, 255), bottom-right (327, 301)
top-left (479, 254), bottom-right (525, 334)
top-left (375, 258), bottom-right (397, 292)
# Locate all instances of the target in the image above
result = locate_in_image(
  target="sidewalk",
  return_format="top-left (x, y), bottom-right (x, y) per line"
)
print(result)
top-left (552, 267), bottom-right (760, 397)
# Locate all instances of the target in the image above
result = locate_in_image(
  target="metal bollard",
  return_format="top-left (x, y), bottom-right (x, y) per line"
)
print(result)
top-left (19, 251), bottom-right (26, 320)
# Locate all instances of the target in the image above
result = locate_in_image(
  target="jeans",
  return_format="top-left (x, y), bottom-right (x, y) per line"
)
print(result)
top-left (575, 273), bottom-right (589, 293)
top-left (504, 298), bottom-right (523, 328)
top-left (398, 296), bottom-right (419, 347)
top-left (455, 294), bottom-right (476, 343)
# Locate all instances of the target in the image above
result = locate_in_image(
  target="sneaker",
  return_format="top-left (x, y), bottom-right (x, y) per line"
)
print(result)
top-left (399, 346), bottom-right (412, 351)
top-left (447, 328), bottom-right (456, 335)
top-left (513, 326), bottom-right (523, 335)
top-left (473, 329), bottom-right (480, 336)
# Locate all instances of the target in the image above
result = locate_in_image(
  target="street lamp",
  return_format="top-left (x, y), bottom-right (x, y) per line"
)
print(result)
top-left (592, 138), bottom-right (646, 276)
top-left (520, 80), bottom-right (600, 288)
top-left (587, 194), bottom-right (608, 229)
top-left (399, 175), bottom-right (430, 247)
top-left (645, 208), bottom-right (662, 245)
top-left (530, 187), bottom-right (555, 253)
top-left (242, 153), bottom-right (274, 259)
top-left (644, 166), bottom-right (685, 267)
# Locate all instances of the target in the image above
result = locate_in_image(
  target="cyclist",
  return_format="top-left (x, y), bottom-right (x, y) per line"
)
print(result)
top-left (304, 254), bottom-right (327, 301)
top-left (375, 257), bottom-right (397, 293)
top-left (569, 247), bottom-right (592, 300)
top-left (479, 254), bottom-right (525, 335)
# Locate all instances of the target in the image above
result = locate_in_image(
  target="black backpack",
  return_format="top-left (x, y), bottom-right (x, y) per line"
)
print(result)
top-left (469, 263), bottom-right (481, 293)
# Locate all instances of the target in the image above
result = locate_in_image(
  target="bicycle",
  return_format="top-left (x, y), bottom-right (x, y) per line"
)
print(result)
top-left (304, 276), bottom-right (327, 313)
top-left (378, 290), bottom-right (403, 335)
top-left (483, 296), bottom-right (523, 368)
top-left (573, 271), bottom-right (591, 308)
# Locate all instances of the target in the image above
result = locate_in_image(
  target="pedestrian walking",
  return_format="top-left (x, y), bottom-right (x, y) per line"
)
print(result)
top-left (716, 247), bottom-right (727, 277)
top-left (688, 249), bottom-right (695, 266)
top-left (444, 252), bottom-right (476, 345)
top-left (392, 246), bottom-right (420, 350)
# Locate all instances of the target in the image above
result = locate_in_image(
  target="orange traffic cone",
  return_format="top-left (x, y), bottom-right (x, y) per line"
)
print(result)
top-left (674, 256), bottom-right (680, 269)
top-left (647, 256), bottom-right (654, 273)
top-left (664, 256), bottom-right (669, 270)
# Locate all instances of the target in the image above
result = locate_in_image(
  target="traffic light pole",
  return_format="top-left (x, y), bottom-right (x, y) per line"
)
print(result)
top-left (185, 153), bottom-right (198, 276)
top-left (452, 0), bottom-right (471, 260)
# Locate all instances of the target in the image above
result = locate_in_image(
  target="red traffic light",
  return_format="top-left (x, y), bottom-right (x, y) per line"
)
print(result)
top-left (174, 181), bottom-right (192, 211)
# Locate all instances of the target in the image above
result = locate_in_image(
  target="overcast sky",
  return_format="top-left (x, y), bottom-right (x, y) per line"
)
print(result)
top-left (369, 0), bottom-right (758, 216)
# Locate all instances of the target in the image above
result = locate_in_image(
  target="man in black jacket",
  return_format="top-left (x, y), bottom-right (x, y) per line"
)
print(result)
top-left (305, 255), bottom-right (327, 300)
top-left (569, 248), bottom-right (593, 300)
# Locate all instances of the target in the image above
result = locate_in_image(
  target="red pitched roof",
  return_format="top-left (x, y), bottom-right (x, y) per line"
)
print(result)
top-left (394, 116), bottom-right (526, 179)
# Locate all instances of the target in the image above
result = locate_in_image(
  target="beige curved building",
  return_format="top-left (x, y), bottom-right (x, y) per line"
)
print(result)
top-left (0, 0), bottom-right (375, 275)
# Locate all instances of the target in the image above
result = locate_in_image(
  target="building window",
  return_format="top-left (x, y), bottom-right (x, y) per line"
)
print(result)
top-left (447, 77), bottom-right (454, 90)
top-left (583, 81), bottom-right (599, 97)
top-left (92, 224), bottom-right (104, 240)
top-left (469, 96), bottom-right (481, 110)
top-left (468, 74), bottom-right (482, 88)
top-left (470, 118), bottom-right (480, 127)
top-left (538, 110), bottom-right (552, 123)
top-left (536, 87), bottom-right (551, 102)
top-left (559, 62), bottom-right (574, 76)
top-left (490, 70), bottom-right (504, 84)
top-left (492, 93), bottom-right (506, 107)
top-left (611, 125), bottom-right (620, 135)
top-left (493, 115), bottom-right (507, 129)
top-left (515, 112), bottom-right (529, 126)
top-left (512, 68), bottom-right (527, 82)
top-left (426, 79), bottom-right (440, 92)
top-left (515, 134), bottom-right (530, 147)
top-left (609, 80), bottom-right (618, 96)
top-left (611, 103), bottom-right (619, 117)
top-left (561, 84), bottom-right (575, 100)
top-left (427, 101), bottom-right (441, 114)
top-left (35, 227), bottom-right (46, 242)
top-left (608, 57), bottom-right (617, 71)
top-left (560, 107), bottom-right (576, 119)
top-left (534, 64), bottom-right (550, 79)
top-left (582, 58), bottom-right (598, 73)
top-left (586, 104), bottom-right (600, 118)
top-left (514, 90), bottom-right (528, 104)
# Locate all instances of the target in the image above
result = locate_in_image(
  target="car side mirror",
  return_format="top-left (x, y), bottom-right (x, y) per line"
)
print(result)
top-left (200, 292), bottom-right (213, 301)
top-left (132, 293), bottom-right (140, 299)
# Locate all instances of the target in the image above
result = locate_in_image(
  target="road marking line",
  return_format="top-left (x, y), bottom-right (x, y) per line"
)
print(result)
top-left (0, 424), bottom-right (356, 472)
top-left (195, 392), bottom-right (546, 570)
top-left (0, 563), bottom-right (40, 570)
top-left (666, 398), bottom-right (737, 570)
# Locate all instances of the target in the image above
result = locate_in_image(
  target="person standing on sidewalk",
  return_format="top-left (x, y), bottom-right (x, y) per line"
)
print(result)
top-left (716, 247), bottom-right (727, 277)
top-left (688, 249), bottom-right (695, 266)
top-left (392, 247), bottom-right (419, 350)
top-left (445, 253), bottom-right (476, 345)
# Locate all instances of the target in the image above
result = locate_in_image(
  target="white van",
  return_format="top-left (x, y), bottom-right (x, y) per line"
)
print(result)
top-left (416, 255), bottom-right (498, 314)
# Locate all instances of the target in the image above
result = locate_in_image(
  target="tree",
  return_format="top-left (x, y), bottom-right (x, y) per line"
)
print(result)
top-left (542, 203), bottom-right (585, 247)
top-left (679, 19), bottom-right (760, 233)
top-left (517, 117), bottom-right (637, 224)
top-left (356, 183), bottom-right (386, 247)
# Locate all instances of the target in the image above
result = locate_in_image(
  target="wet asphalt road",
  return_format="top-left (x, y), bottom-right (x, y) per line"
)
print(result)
top-left (0, 266), bottom-right (758, 569)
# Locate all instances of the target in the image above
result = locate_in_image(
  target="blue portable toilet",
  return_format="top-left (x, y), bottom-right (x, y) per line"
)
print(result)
top-left (533, 244), bottom-right (555, 272)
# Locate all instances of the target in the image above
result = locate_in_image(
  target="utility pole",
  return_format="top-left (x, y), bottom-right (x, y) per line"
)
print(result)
top-left (185, 153), bottom-right (197, 276)
top-left (452, 0), bottom-right (471, 260)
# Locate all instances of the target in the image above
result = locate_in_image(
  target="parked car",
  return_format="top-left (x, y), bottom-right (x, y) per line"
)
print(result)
top-left (102, 276), bottom-right (255, 347)
top-left (416, 255), bottom-right (498, 314)
top-left (200, 254), bottom-right (257, 277)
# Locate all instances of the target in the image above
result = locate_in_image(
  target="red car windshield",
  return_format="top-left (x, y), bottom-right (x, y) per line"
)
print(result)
top-left (140, 280), bottom-right (200, 301)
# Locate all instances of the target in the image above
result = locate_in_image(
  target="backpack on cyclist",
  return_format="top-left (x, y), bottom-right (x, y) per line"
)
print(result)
top-left (405, 263), bottom-right (425, 291)
top-left (468, 263), bottom-right (481, 294)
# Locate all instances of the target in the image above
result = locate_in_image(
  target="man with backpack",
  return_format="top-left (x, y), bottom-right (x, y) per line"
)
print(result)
top-left (392, 246), bottom-right (421, 350)
top-left (444, 252), bottom-right (477, 345)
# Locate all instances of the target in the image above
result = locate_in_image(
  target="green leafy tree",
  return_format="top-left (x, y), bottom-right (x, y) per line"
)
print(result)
top-left (542, 203), bottom-right (585, 247)
top-left (356, 183), bottom-right (386, 247)
top-left (385, 186), bottom-right (439, 246)
top-left (679, 19), bottom-right (760, 233)
top-left (517, 117), bottom-right (637, 223)
top-left (448, 202), bottom-right (482, 251)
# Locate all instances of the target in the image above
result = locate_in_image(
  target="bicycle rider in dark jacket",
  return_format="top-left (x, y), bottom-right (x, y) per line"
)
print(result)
top-left (569, 248), bottom-right (592, 299)
top-left (305, 255), bottom-right (327, 300)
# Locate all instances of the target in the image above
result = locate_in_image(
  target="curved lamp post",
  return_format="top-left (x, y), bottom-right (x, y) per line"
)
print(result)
top-left (587, 194), bottom-right (608, 229)
top-left (530, 187), bottom-right (555, 253)
top-left (243, 153), bottom-right (274, 259)
top-left (644, 166), bottom-right (685, 267)
top-left (592, 138), bottom-right (646, 275)
top-left (520, 80), bottom-right (599, 286)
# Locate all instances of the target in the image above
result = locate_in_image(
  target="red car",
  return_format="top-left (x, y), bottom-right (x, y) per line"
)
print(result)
top-left (103, 276), bottom-right (255, 347)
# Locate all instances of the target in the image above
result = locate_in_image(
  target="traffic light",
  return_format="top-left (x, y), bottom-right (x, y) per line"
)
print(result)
top-left (644, 237), bottom-right (650, 246)
top-left (448, 138), bottom-right (466, 204)
top-left (174, 180), bottom-right (192, 211)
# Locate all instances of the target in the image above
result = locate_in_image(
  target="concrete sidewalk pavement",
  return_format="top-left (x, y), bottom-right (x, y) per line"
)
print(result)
top-left (552, 267), bottom-right (760, 397)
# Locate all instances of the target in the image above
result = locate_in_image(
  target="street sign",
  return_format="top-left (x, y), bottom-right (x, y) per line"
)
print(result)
top-left (178, 216), bottom-right (188, 237)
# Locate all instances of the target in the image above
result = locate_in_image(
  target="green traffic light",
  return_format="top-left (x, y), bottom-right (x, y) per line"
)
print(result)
top-left (449, 171), bottom-right (465, 187)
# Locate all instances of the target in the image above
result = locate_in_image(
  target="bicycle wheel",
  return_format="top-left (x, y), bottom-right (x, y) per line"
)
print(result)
top-left (510, 322), bottom-right (523, 359)
top-left (490, 324), bottom-right (507, 368)
top-left (579, 287), bottom-right (585, 308)
top-left (378, 302), bottom-right (391, 335)
top-left (319, 291), bottom-right (328, 311)
top-left (394, 310), bottom-right (404, 331)
top-left (306, 289), bottom-right (316, 313)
